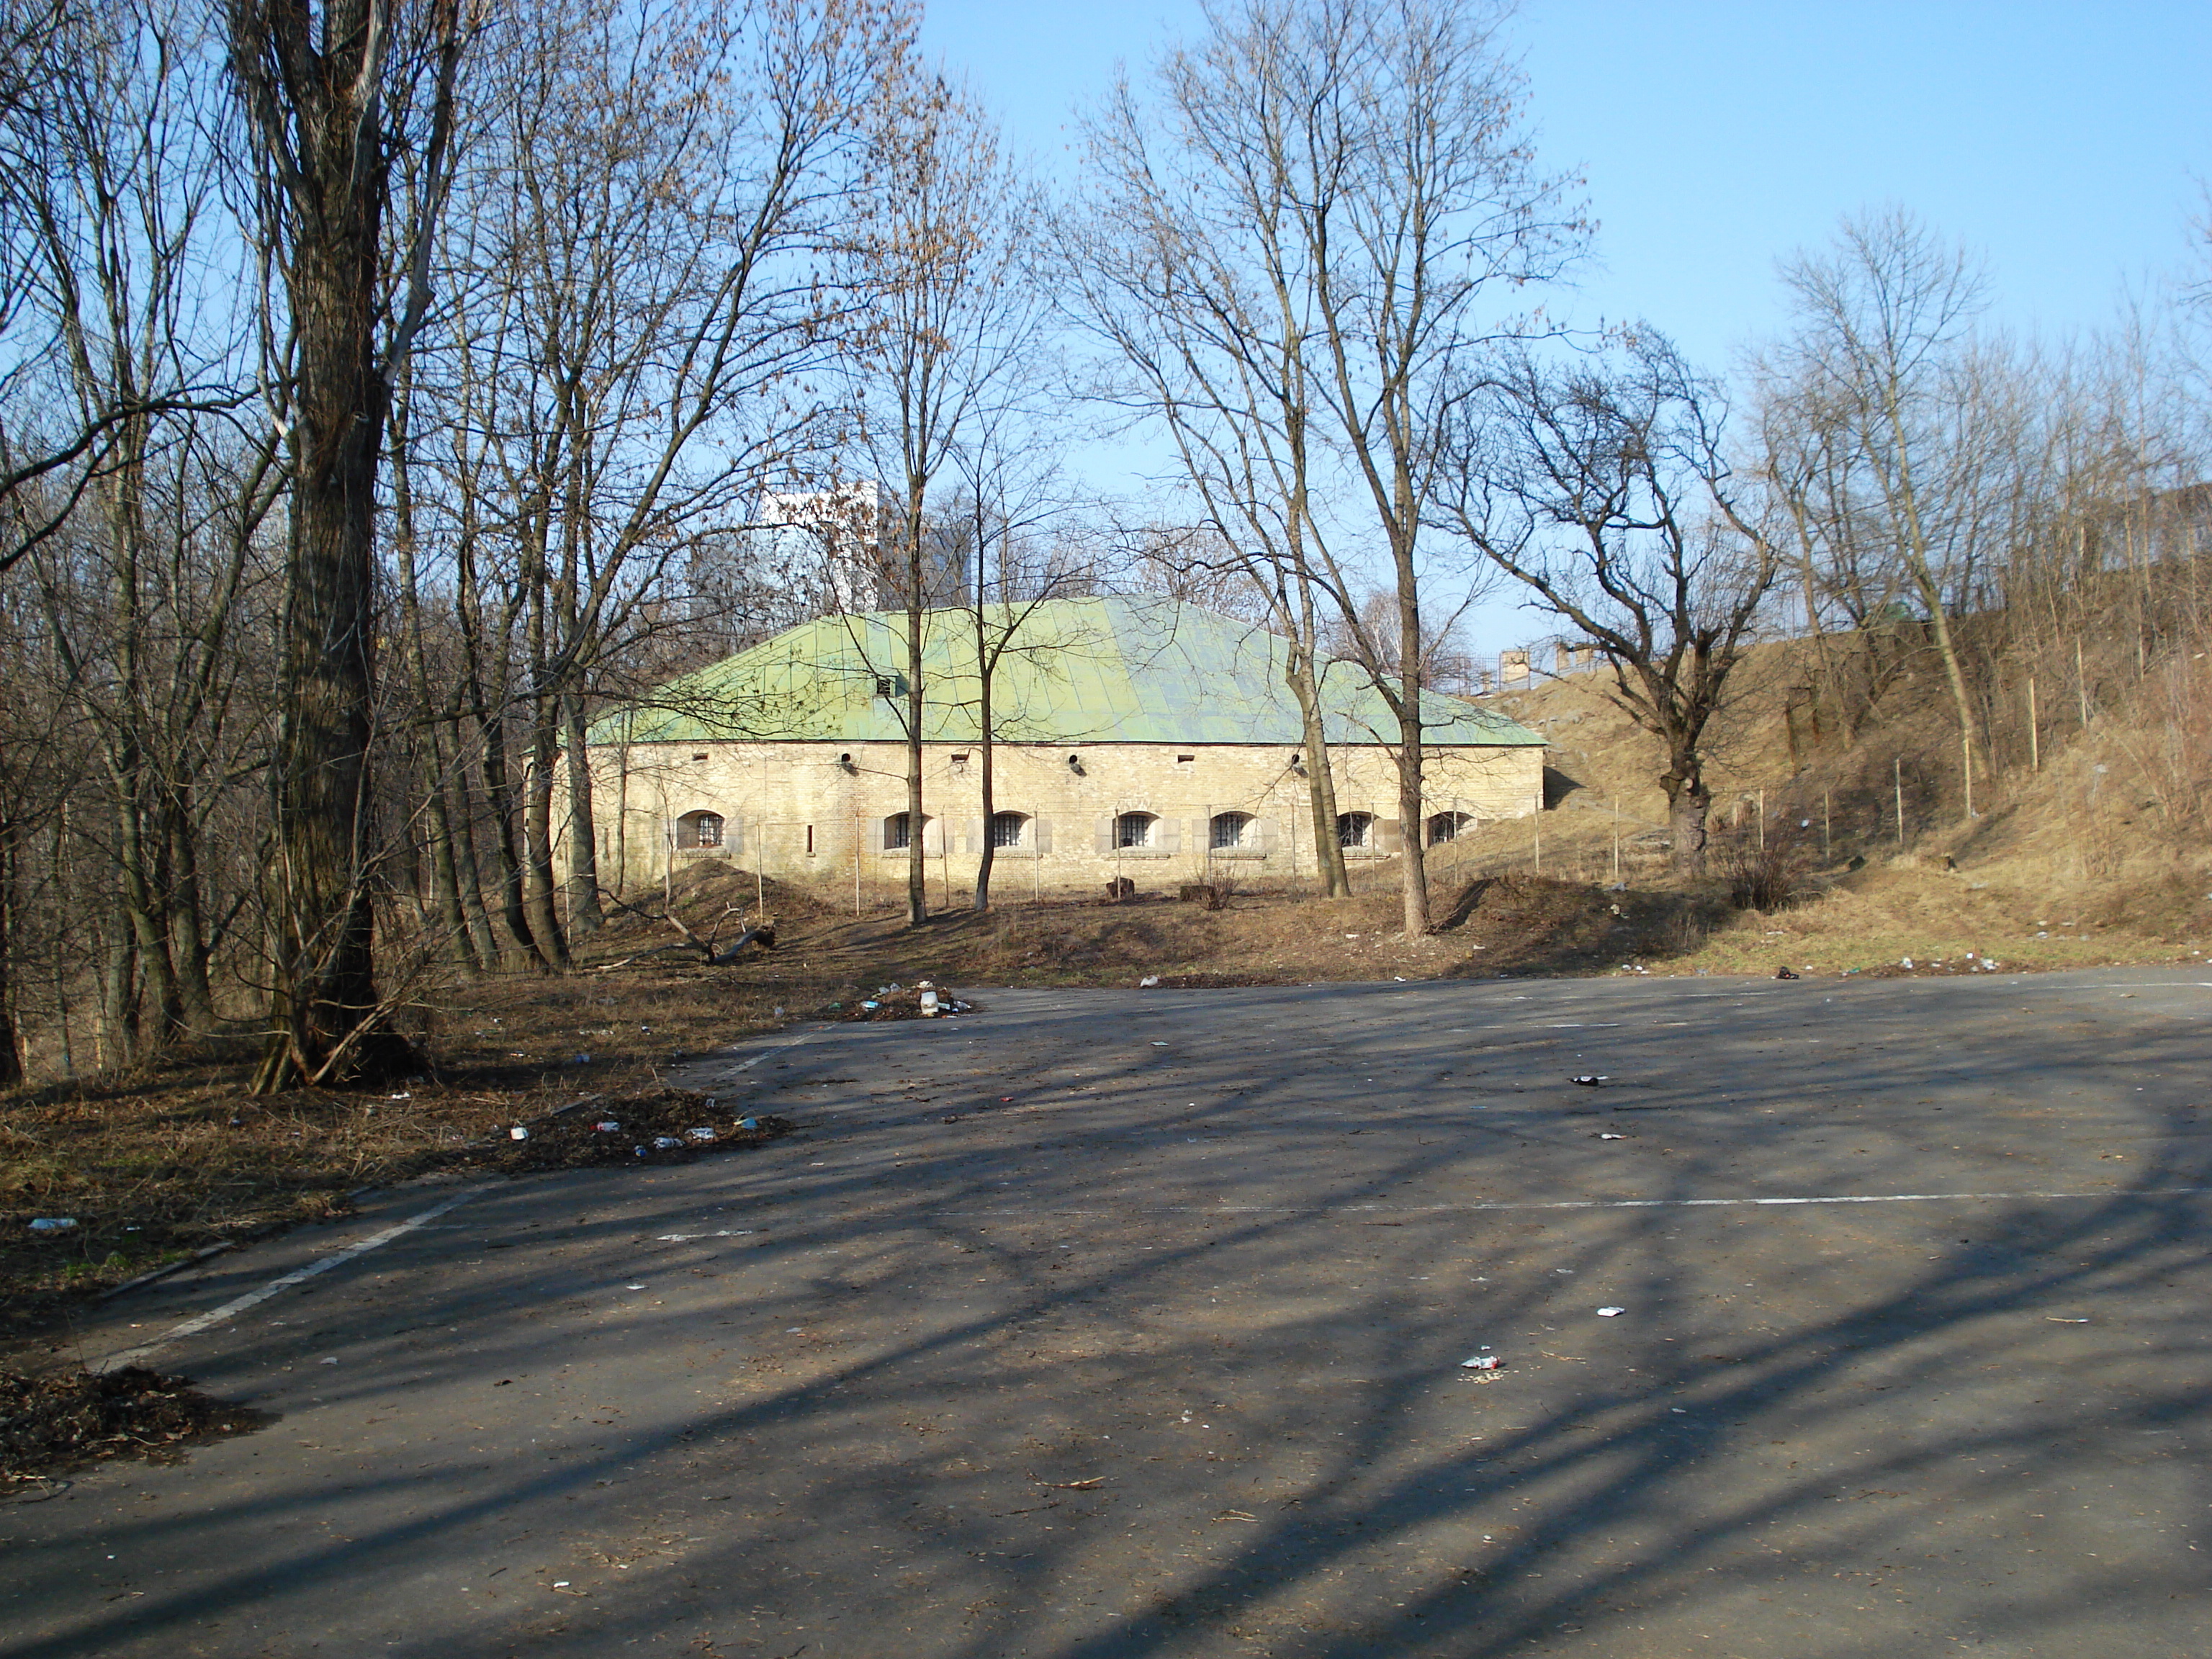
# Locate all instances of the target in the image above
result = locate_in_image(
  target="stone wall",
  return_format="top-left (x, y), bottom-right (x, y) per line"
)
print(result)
top-left (570, 737), bottom-right (1544, 903)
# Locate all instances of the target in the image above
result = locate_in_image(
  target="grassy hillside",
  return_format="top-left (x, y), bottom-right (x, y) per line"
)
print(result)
top-left (1426, 627), bottom-right (2212, 971)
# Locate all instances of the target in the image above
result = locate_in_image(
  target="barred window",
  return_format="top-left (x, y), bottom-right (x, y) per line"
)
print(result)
top-left (1336, 811), bottom-right (1374, 849)
top-left (1210, 811), bottom-right (1252, 850)
top-left (989, 811), bottom-right (1028, 849)
top-left (675, 811), bottom-right (724, 850)
top-left (1427, 811), bottom-right (1475, 845)
top-left (1115, 811), bottom-right (1156, 849)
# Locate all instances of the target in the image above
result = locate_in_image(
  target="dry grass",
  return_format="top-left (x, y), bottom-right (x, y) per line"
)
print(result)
top-left (0, 884), bottom-right (824, 1341)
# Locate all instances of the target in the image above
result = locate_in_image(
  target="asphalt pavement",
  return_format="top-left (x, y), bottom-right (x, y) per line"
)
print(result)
top-left (6, 966), bottom-right (2211, 1658)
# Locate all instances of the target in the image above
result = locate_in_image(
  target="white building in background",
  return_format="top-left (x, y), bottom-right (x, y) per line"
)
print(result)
top-left (755, 479), bottom-right (886, 616)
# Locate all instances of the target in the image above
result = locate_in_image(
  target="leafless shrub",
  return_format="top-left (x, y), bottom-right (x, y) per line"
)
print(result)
top-left (1179, 880), bottom-right (1236, 912)
top-left (1721, 837), bottom-right (1813, 912)
top-left (2108, 650), bottom-right (2212, 839)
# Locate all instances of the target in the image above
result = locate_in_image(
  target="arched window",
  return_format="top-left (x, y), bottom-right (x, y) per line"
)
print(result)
top-left (675, 810), bottom-right (724, 850)
top-left (884, 811), bottom-right (930, 851)
top-left (989, 811), bottom-right (1028, 849)
top-left (1115, 811), bottom-right (1156, 849)
top-left (1210, 811), bottom-right (1253, 850)
top-left (1336, 811), bottom-right (1374, 849)
top-left (1427, 810), bottom-right (1475, 845)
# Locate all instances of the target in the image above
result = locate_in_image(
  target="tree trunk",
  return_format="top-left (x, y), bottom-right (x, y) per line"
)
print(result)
top-left (420, 726), bottom-right (479, 974)
top-left (163, 789), bottom-right (222, 1035)
top-left (1884, 395), bottom-right (1982, 817)
top-left (238, 1), bottom-right (441, 1090)
top-left (904, 531), bottom-right (927, 928)
top-left (253, 232), bottom-right (415, 1089)
top-left (475, 715), bottom-right (541, 965)
top-left (47, 812), bottom-right (75, 1077)
top-left (390, 367), bottom-right (477, 974)
top-left (562, 693), bottom-right (603, 937)
top-left (1285, 653), bottom-right (1351, 898)
top-left (116, 789), bottom-right (184, 1045)
top-left (972, 646), bottom-right (995, 912)
top-left (1662, 758), bottom-right (1711, 878)
top-left (1393, 547), bottom-right (1431, 934)
top-left (1922, 587), bottom-right (1981, 817)
top-left (521, 698), bottom-right (570, 969)
top-left (445, 731), bottom-right (500, 966)
top-left (0, 815), bottom-right (22, 1087)
top-left (100, 876), bottom-right (137, 1070)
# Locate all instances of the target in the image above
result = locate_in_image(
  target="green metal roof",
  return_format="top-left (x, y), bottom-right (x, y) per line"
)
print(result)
top-left (590, 595), bottom-right (1542, 749)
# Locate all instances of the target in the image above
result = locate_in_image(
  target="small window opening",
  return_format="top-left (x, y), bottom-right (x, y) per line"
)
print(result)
top-left (950, 752), bottom-right (970, 772)
top-left (1175, 754), bottom-right (1195, 765)
top-left (1427, 810), bottom-right (1475, 845)
top-left (806, 824), bottom-right (815, 855)
top-left (691, 752), bottom-right (709, 763)
top-left (1115, 811), bottom-right (1156, 849)
top-left (675, 810), bottom-right (724, 850)
top-left (989, 811), bottom-right (1028, 849)
top-left (1336, 811), bottom-right (1374, 849)
top-left (1210, 811), bottom-right (1253, 850)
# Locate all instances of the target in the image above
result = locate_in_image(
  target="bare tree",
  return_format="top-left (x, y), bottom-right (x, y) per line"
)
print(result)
top-left (1061, 86), bottom-right (1356, 899)
top-left (408, 0), bottom-right (913, 966)
top-left (949, 444), bottom-right (1081, 913)
top-left (844, 77), bottom-right (1037, 927)
top-left (227, 0), bottom-right (467, 1089)
top-left (0, 2), bottom-right (246, 582)
top-left (1324, 588), bottom-right (1487, 698)
top-left (1071, 0), bottom-right (1582, 930)
top-left (1, 3), bottom-right (281, 1064)
top-left (1442, 332), bottom-right (1781, 876)
top-left (1766, 208), bottom-right (1997, 809)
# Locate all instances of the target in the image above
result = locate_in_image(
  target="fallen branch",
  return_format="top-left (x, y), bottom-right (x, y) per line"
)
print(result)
top-left (605, 893), bottom-right (775, 965)
top-left (706, 922), bottom-right (775, 965)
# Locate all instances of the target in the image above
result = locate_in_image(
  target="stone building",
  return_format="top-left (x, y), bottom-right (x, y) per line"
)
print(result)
top-left (577, 596), bottom-right (1544, 902)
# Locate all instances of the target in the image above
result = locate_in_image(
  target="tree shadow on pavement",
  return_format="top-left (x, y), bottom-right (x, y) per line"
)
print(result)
top-left (12, 977), bottom-right (2211, 1658)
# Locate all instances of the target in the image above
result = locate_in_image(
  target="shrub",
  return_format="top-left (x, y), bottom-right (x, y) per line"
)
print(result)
top-left (1722, 839), bottom-right (1811, 912)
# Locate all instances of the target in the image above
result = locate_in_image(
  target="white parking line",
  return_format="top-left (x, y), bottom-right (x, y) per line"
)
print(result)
top-left (94, 1187), bottom-right (486, 1374)
top-left (936, 1186), bottom-right (2211, 1218)
top-left (691, 1027), bottom-right (817, 1079)
top-left (2005, 981), bottom-right (2212, 992)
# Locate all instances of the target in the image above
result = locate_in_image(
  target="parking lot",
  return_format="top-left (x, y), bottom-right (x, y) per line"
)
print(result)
top-left (6, 967), bottom-right (2211, 1658)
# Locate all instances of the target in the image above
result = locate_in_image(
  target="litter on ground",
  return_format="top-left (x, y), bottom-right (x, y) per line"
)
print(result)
top-left (843, 984), bottom-right (974, 1022)
top-left (454, 1092), bottom-right (791, 1173)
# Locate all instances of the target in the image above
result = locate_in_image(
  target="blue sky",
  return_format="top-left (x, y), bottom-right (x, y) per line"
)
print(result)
top-left (918, 0), bottom-right (2211, 643)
